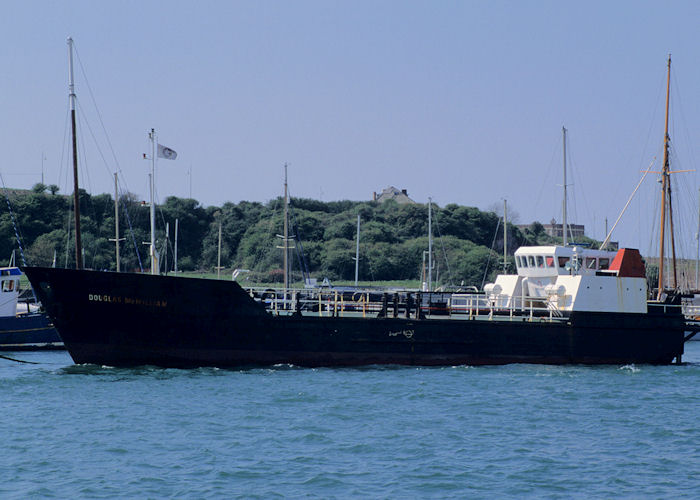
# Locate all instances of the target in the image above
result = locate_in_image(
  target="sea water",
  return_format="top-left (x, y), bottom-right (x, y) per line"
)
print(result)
top-left (1, 343), bottom-right (699, 499)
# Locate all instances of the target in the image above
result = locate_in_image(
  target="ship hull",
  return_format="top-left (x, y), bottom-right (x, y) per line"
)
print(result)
top-left (0, 312), bottom-right (62, 351)
top-left (24, 267), bottom-right (685, 367)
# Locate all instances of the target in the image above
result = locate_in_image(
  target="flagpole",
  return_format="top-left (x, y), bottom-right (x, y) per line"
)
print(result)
top-left (149, 128), bottom-right (157, 275)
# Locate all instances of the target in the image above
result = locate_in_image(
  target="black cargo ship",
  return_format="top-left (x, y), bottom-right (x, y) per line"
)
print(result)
top-left (24, 259), bottom-right (685, 368)
top-left (33, 46), bottom-right (688, 368)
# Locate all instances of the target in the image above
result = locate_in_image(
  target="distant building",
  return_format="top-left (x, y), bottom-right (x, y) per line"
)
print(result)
top-left (543, 219), bottom-right (585, 240)
top-left (373, 186), bottom-right (415, 204)
top-left (517, 218), bottom-right (618, 250)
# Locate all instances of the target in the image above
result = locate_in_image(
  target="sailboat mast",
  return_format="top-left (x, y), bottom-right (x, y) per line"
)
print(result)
top-left (175, 218), bottom-right (179, 273)
top-left (562, 126), bottom-right (568, 247)
top-left (283, 163), bottom-right (289, 293)
top-left (696, 189), bottom-right (700, 289)
top-left (164, 222), bottom-right (169, 274)
top-left (113, 173), bottom-right (121, 272)
top-left (354, 214), bottom-right (360, 287)
top-left (503, 199), bottom-right (508, 273)
top-left (67, 37), bottom-right (83, 269)
top-left (658, 55), bottom-right (672, 298)
top-left (428, 198), bottom-right (433, 292)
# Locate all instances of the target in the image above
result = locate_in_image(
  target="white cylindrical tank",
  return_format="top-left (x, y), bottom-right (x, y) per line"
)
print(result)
top-left (544, 283), bottom-right (566, 297)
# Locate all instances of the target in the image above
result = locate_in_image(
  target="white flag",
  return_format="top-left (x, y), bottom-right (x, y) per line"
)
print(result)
top-left (157, 143), bottom-right (177, 160)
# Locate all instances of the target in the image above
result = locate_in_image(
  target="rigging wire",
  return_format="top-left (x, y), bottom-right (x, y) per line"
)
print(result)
top-left (73, 43), bottom-right (126, 183)
top-left (73, 41), bottom-right (144, 269)
top-left (63, 43), bottom-right (145, 270)
top-left (247, 197), bottom-right (280, 276)
top-left (566, 134), bottom-right (592, 242)
top-left (480, 217), bottom-right (501, 290)
top-left (0, 174), bottom-right (29, 266)
top-left (531, 134), bottom-right (560, 222)
top-left (57, 106), bottom-right (70, 193)
top-left (287, 190), bottom-right (312, 283)
top-left (431, 206), bottom-right (453, 286)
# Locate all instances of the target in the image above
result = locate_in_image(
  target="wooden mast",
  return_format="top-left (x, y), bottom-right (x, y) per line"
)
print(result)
top-left (67, 38), bottom-right (83, 269)
top-left (657, 55), bottom-right (675, 298)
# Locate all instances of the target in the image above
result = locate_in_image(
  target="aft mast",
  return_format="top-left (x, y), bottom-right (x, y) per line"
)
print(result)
top-left (657, 55), bottom-right (678, 299)
top-left (67, 37), bottom-right (83, 269)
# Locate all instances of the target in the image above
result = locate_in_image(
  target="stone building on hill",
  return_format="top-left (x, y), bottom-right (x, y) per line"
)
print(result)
top-left (372, 186), bottom-right (415, 204)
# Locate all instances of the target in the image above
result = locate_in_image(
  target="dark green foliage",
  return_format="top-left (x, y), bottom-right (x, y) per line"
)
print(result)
top-left (0, 188), bottom-right (568, 289)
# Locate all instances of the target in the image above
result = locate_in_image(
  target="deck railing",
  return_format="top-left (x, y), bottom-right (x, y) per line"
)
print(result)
top-left (244, 287), bottom-right (569, 323)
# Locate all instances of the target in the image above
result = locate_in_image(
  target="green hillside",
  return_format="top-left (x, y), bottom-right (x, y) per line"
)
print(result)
top-left (1, 183), bottom-right (576, 288)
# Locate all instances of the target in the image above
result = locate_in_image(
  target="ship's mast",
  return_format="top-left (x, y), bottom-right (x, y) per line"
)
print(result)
top-left (283, 163), bottom-right (289, 292)
top-left (562, 126), bottom-right (568, 247)
top-left (275, 164), bottom-right (294, 305)
top-left (428, 198), bottom-right (433, 292)
top-left (658, 55), bottom-right (677, 298)
top-left (503, 199), bottom-right (508, 273)
top-left (67, 37), bottom-right (83, 269)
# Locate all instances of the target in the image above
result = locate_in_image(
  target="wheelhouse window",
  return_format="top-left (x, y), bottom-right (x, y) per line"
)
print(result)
top-left (527, 256), bottom-right (535, 267)
top-left (536, 256), bottom-right (545, 268)
top-left (2, 279), bottom-right (15, 292)
top-left (586, 257), bottom-right (597, 269)
top-left (546, 256), bottom-right (555, 268)
top-left (558, 256), bottom-right (570, 268)
top-left (599, 258), bottom-right (610, 270)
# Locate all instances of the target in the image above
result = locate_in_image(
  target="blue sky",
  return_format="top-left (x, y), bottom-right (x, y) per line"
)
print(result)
top-left (2, 1), bottom-right (699, 259)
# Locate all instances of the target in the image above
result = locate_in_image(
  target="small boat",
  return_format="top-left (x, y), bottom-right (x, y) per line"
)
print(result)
top-left (0, 266), bottom-right (62, 351)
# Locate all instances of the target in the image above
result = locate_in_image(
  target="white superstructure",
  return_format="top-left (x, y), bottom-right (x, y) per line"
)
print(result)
top-left (0, 267), bottom-right (23, 317)
top-left (485, 246), bottom-right (648, 314)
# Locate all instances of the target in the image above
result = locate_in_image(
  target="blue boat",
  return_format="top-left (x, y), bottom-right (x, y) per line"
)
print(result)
top-left (0, 267), bottom-right (62, 351)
